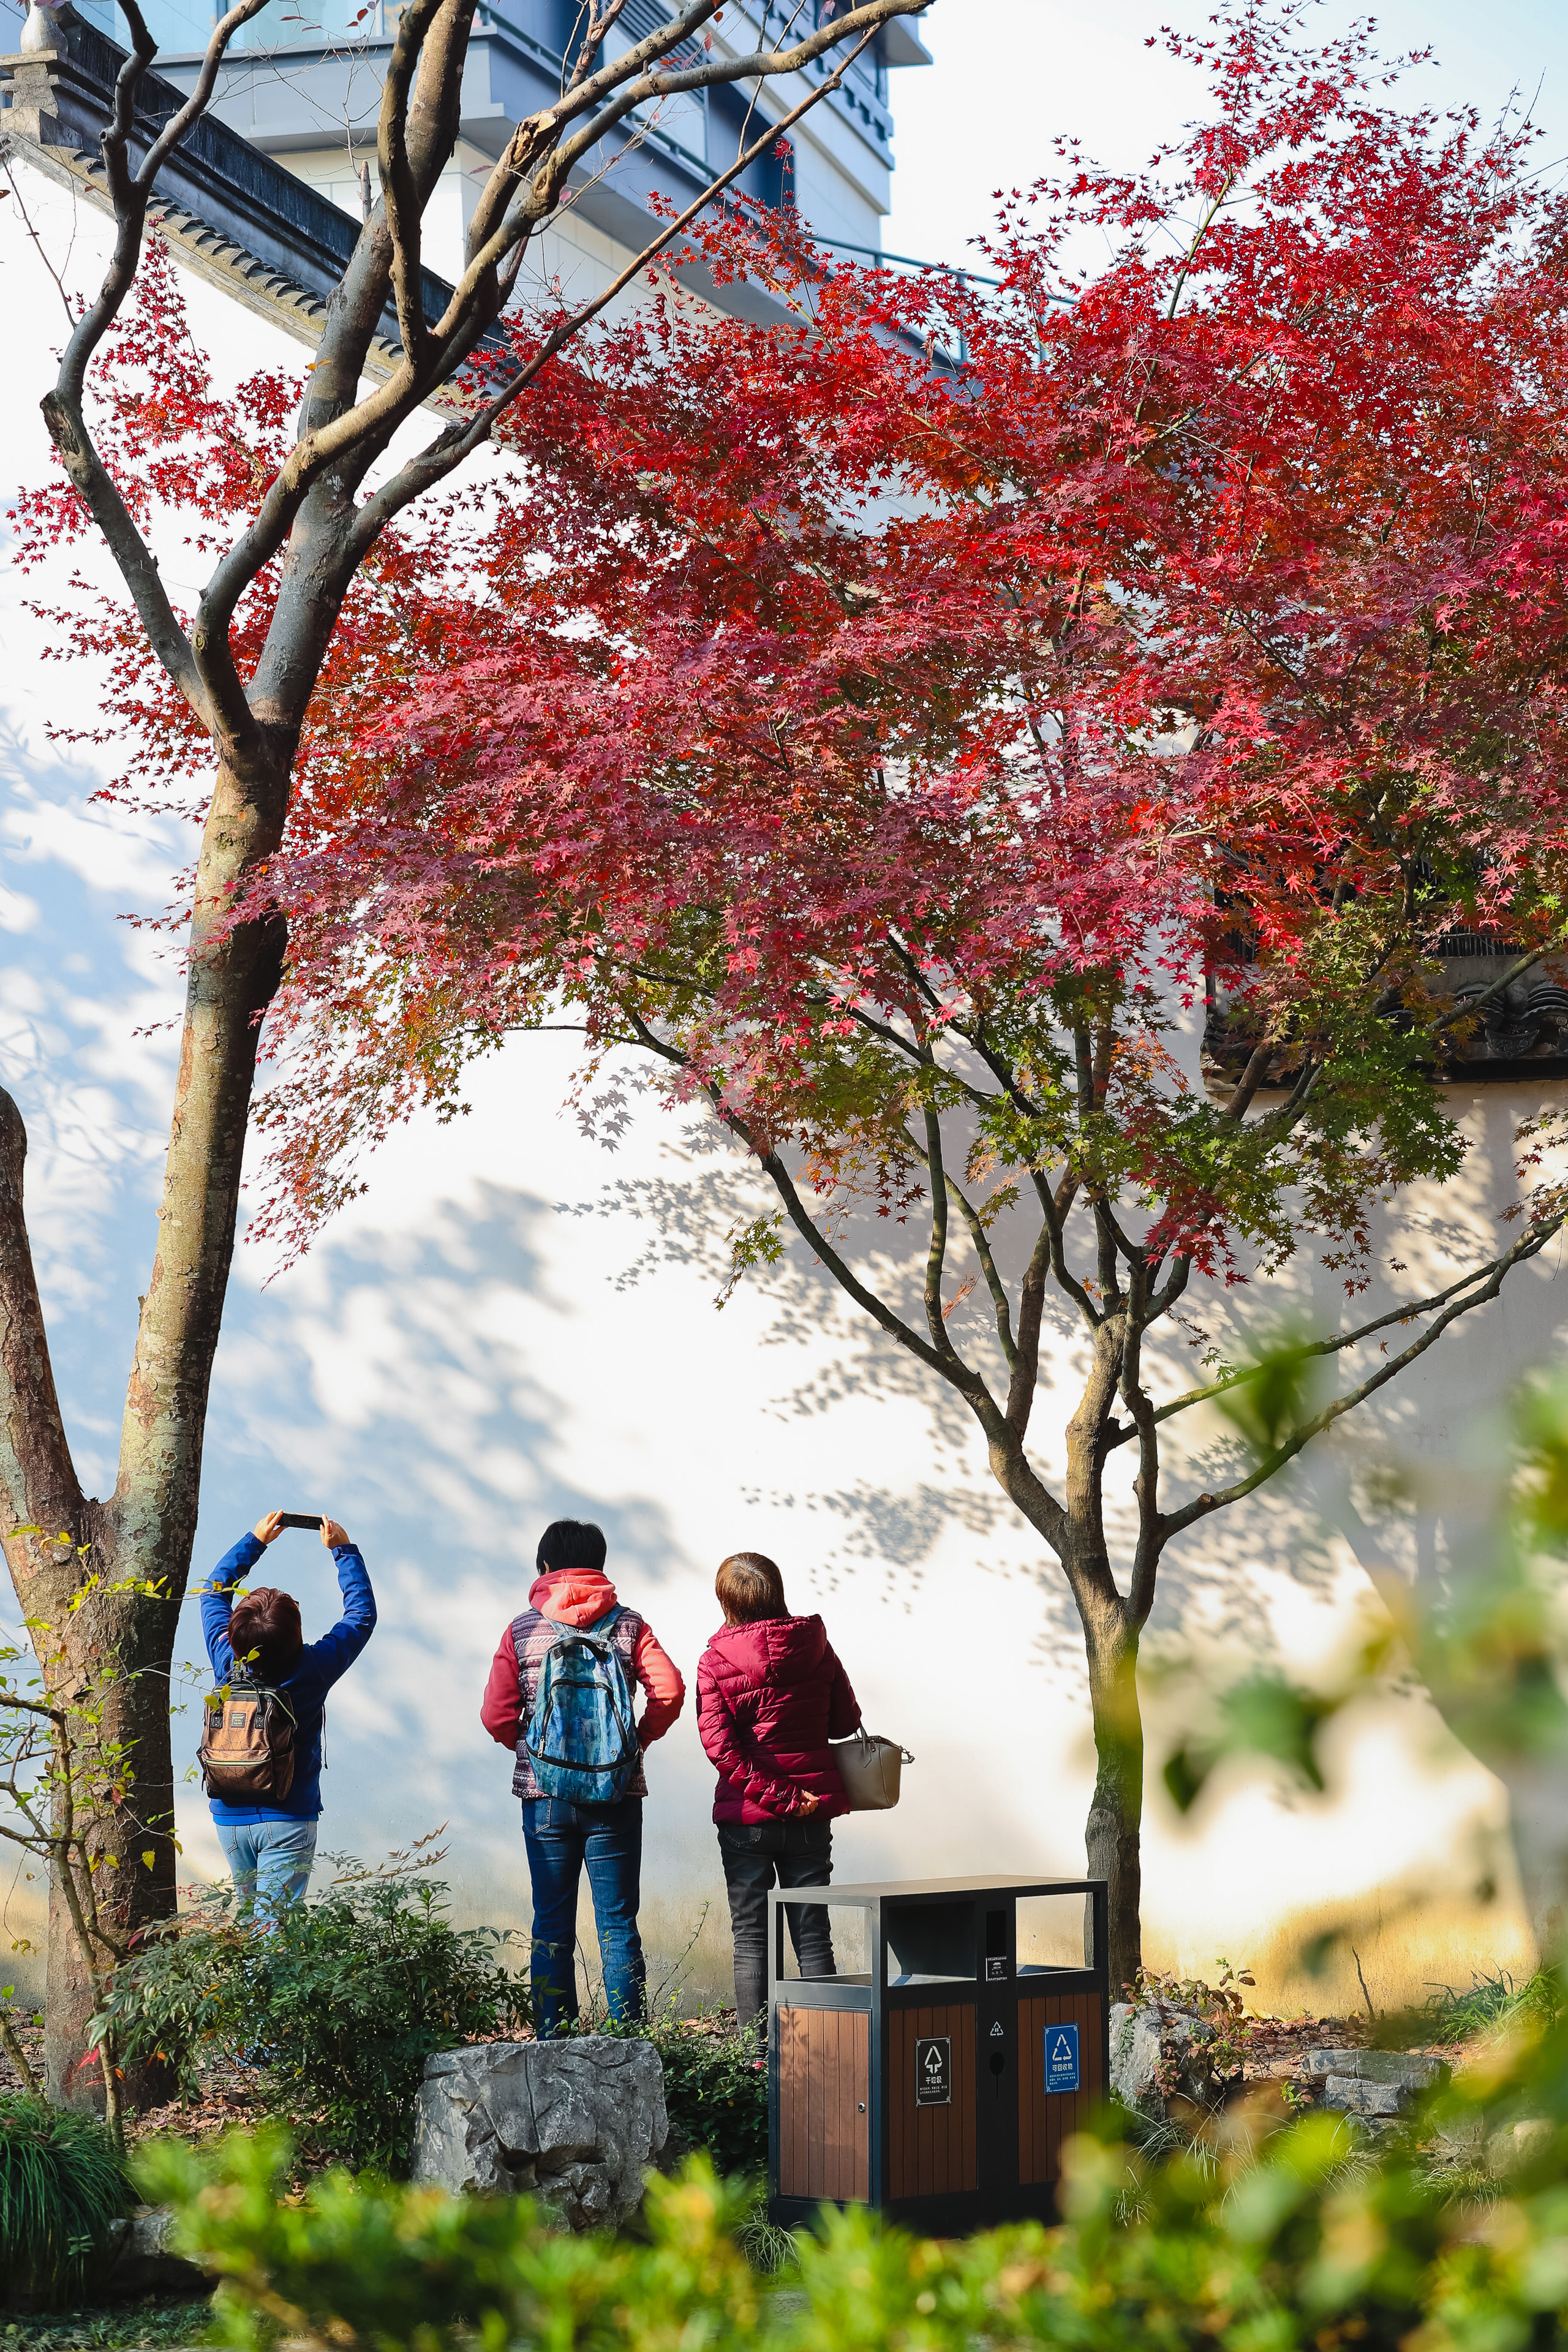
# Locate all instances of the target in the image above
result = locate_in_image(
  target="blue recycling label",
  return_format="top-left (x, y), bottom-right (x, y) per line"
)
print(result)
top-left (1044, 2023), bottom-right (1081, 2094)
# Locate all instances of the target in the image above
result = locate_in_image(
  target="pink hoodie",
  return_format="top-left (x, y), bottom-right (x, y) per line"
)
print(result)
top-left (480, 1566), bottom-right (685, 1755)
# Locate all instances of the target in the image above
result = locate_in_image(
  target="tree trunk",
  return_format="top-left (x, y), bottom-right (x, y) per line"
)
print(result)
top-left (41, 1566), bottom-right (181, 2106)
top-left (1053, 1319), bottom-right (1147, 1992)
top-left (1491, 1755), bottom-right (1568, 1967)
top-left (0, 739), bottom-right (290, 2104)
top-left (989, 1319), bottom-right (1151, 1996)
top-left (1080, 1596), bottom-right (1144, 1994)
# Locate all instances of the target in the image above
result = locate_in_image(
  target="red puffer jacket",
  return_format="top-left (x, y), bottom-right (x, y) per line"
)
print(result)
top-left (696, 1615), bottom-right (862, 1824)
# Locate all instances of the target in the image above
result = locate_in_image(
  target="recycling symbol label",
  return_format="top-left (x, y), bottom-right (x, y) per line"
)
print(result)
top-left (990, 2021), bottom-right (1005, 2038)
top-left (1044, 2022), bottom-right (1081, 2095)
top-left (914, 2035), bottom-right (951, 2105)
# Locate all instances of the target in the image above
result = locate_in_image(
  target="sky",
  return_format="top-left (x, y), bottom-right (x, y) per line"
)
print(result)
top-left (884, 0), bottom-right (1568, 275)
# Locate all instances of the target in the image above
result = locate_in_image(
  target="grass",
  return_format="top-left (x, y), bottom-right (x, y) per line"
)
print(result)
top-left (0, 2100), bottom-right (131, 2310)
top-left (735, 2185), bottom-right (800, 2277)
top-left (1409, 1966), bottom-right (1561, 2046)
top-left (437, 1850), bottom-right (1558, 2030)
top-left (0, 2296), bottom-right (214, 2350)
top-left (573, 1886), bottom-right (736, 2015)
top-left (588, 1882), bottom-right (1544, 2025)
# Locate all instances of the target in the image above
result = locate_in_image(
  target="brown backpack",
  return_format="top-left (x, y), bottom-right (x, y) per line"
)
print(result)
top-left (198, 1676), bottom-right (298, 1802)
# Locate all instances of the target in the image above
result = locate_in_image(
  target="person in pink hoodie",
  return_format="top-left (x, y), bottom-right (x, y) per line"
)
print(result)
top-left (481, 1518), bottom-right (685, 2035)
top-left (696, 1550), bottom-right (862, 2032)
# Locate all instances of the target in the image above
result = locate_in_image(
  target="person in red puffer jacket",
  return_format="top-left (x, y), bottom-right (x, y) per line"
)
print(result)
top-left (696, 1549), bottom-right (862, 2032)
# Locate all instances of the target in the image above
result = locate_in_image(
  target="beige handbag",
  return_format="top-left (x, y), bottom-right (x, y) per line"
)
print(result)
top-left (830, 1727), bottom-right (914, 1811)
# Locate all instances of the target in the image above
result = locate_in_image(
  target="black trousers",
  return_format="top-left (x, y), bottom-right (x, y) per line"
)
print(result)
top-left (717, 1817), bottom-right (835, 2030)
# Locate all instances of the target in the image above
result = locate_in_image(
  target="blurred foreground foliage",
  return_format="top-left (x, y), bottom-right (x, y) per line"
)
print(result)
top-left (138, 1997), bottom-right (1568, 2352)
top-left (1163, 1365), bottom-right (1568, 1970)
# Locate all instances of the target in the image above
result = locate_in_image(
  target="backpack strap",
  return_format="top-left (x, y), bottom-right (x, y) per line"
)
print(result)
top-left (551, 1604), bottom-right (624, 1651)
top-left (221, 1669), bottom-right (297, 1727)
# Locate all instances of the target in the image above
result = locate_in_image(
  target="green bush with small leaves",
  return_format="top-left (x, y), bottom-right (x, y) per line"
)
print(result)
top-left (611, 2015), bottom-right (769, 2175)
top-left (94, 1853), bottom-right (527, 2174)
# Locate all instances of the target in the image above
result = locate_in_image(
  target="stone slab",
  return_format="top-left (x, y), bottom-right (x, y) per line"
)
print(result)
top-left (1323, 2074), bottom-right (1404, 2116)
top-left (1304, 2048), bottom-right (1448, 2089)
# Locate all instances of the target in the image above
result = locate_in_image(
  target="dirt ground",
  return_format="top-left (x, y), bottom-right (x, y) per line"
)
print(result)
top-left (0, 2021), bottom-right (270, 2152)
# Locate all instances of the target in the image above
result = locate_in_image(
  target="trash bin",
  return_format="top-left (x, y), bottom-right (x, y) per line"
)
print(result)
top-left (767, 1874), bottom-right (1109, 2233)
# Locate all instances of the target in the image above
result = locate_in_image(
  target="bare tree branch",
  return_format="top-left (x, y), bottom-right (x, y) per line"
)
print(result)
top-left (345, 24), bottom-right (889, 558)
top-left (1107, 1235), bottom-right (1561, 1447)
top-left (1158, 1212), bottom-right (1568, 1540)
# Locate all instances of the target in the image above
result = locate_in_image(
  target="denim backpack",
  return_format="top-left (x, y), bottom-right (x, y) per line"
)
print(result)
top-left (525, 1608), bottom-right (640, 1803)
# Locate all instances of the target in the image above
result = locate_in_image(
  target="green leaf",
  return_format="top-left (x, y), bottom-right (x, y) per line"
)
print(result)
top-left (1163, 1745), bottom-right (1208, 1813)
top-left (1214, 1330), bottom-right (1327, 1456)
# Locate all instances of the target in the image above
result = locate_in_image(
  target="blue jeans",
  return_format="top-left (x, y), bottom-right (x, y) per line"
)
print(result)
top-left (522, 1795), bottom-right (644, 2038)
top-left (217, 1819), bottom-right (318, 1918)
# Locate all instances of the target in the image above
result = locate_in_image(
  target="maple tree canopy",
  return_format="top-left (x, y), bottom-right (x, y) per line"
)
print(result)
top-left (226, 10), bottom-right (1568, 1297)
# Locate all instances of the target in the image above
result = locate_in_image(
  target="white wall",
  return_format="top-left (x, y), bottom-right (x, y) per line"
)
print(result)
top-left (0, 163), bottom-right (1557, 2017)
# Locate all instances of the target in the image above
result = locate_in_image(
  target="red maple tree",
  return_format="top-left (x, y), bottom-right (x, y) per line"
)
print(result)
top-left (36, 7), bottom-right (1568, 1980)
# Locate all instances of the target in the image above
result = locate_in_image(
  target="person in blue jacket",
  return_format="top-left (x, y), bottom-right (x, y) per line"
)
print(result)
top-left (201, 1509), bottom-right (377, 1914)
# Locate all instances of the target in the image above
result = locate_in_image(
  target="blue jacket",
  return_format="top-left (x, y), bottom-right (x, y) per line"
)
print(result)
top-left (201, 1531), bottom-right (376, 1824)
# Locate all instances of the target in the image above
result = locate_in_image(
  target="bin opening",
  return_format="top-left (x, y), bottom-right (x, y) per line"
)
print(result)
top-left (775, 1899), bottom-right (872, 1983)
top-left (886, 1899), bottom-right (976, 1983)
top-left (1016, 1891), bottom-right (1092, 1973)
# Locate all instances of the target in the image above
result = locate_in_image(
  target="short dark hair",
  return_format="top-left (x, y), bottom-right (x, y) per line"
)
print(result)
top-left (537, 1519), bottom-right (608, 1575)
top-left (716, 1551), bottom-right (788, 1624)
top-left (228, 1586), bottom-right (304, 1680)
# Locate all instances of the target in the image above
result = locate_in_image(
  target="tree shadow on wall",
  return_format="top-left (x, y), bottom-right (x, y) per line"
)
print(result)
top-left (187, 1185), bottom-right (692, 1847)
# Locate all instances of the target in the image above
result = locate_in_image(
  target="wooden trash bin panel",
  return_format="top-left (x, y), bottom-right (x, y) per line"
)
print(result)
top-left (1017, 1988), bottom-right (1104, 2187)
top-left (777, 2004), bottom-right (870, 2203)
top-left (888, 2002), bottom-right (976, 2199)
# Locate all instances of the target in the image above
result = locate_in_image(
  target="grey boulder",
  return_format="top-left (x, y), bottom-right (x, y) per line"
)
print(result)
top-left (1304, 2049), bottom-right (1447, 2091)
top-left (1306, 2048), bottom-right (1449, 2121)
top-left (410, 2037), bottom-right (668, 2231)
top-left (1110, 2002), bottom-right (1212, 2116)
top-left (1324, 2075), bottom-right (1404, 2117)
top-left (85, 2206), bottom-right (209, 2303)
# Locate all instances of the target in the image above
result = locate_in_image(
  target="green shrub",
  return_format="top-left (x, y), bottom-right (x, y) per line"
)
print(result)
top-left (96, 1853), bottom-right (527, 2174)
top-left (614, 2015), bottom-right (768, 2176)
top-left (0, 2097), bottom-right (130, 2309)
top-left (136, 1991), bottom-right (1568, 2352)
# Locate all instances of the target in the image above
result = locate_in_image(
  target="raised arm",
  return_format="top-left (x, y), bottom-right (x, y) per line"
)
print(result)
top-left (198, 1528), bottom-right (267, 1674)
top-left (300, 1530), bottom-right (376, 1688)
